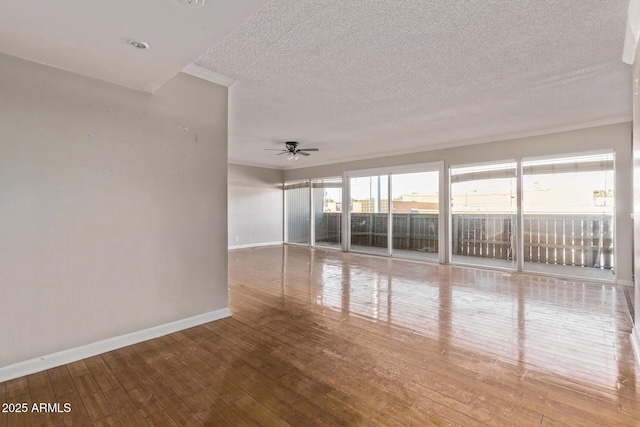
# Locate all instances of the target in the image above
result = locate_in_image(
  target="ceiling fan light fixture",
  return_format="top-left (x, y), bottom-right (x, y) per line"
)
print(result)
top-left (267, 141), bottom-right (318, 160)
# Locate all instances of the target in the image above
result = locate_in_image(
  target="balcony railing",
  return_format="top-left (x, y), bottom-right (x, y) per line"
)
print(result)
top-left (521, 213), bottom-right (612, 268)
top-left (314, 212), bottom-right (613, 269)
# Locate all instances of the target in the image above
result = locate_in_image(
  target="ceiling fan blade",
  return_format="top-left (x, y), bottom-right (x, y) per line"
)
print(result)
top-left (297, 151), bottom-right (310, 156)
top-left (264, 148), bottom-right (286, 151)
top-left (298, 148), bottom-right (319, 151)
top-left (276, 152), bottom-right (288, 155)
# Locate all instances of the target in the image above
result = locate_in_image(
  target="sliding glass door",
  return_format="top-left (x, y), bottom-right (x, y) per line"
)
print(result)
top-left (450, 162), bottom-right (517, 270)
top-left (391, 171), bottom-right (439, 261)
top-left (449, 152), bottom-right (615, 280)
top-left (284, 177), bottom-right (343, 249)
top-left (349, 175), bottom-right (389, 255)
top-left (283, 151), bottom-right (616, 282)
top-left (522, 152), bottom-right (614, 280)
top-left (346, 163), bottom-right (443, 261)
top-left (312, 178), bottom-right (342, 249)
top-left (284, 180), bottom-right (310, 244)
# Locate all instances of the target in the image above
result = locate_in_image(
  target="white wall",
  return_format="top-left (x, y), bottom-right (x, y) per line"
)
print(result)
top-left (284, 122), bottom-right (633, 283)
top-left (228, 164), bottom-right (283, 248)
top-left (0, 53), bottom-right (229, 368)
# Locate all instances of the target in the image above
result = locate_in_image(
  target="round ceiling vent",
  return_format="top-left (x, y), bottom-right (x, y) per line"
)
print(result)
top-left (176, 0), bottom-right (205, 8)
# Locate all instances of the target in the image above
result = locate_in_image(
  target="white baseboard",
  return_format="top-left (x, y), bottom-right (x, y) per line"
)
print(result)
top-left (0, 307), bottom-right (231, 383)
top-left (632, 327), bottom-right (640, 366)
top-left (229, 241), bottom-right (283, 250)
top-left (617, 279), bottom-right (634, 287)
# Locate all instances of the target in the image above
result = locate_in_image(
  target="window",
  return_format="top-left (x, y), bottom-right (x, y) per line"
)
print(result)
top-left (349, 175), bottom-right (389, 254)
top-left (284, 178), bottom-right (343, 249)
top-left (284, 180), bottom-right (310, 244)
top-left (522, 152), bottom-right (614, 280)
top-left (312, 178), bottom-right (342, 248)
top-left (450, 162), bottom-right (517, 269)
top-left (346, 162), bottom-right (444, 261)
top-left (391, 171), bottom-right (439, 261)
top-left (283, 149), bottom-right (618, 283)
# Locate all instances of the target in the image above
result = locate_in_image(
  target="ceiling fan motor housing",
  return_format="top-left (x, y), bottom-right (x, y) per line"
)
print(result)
top-left (285, 141), bottom-right (299, 152)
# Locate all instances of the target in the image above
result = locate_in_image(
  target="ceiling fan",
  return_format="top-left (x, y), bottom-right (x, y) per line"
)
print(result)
top-left (265, 141), bottom-right (319, 160)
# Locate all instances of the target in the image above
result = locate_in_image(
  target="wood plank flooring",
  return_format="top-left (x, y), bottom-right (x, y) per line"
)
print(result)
top-left (2, 244), bottom-right (639, 426)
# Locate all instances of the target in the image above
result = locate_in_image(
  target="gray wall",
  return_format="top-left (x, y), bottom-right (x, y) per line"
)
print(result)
top-left (228, 164), bottom-right (283, 247)
top-left (0, 53), bottom-right (229, 367)
top-left (284, 122), bottom-right (633, 283)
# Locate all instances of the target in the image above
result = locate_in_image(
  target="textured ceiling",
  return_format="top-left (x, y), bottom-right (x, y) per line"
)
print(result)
top-left (196, 0), bottom-right (632, 169)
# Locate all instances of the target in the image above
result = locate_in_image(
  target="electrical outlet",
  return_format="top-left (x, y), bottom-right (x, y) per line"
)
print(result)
top-left (235, 236), bottom-right (239, 242)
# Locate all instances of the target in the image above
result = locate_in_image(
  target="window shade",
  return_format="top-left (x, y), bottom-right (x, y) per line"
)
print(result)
top-left (523, 153), bottom-right (614, 176)
top-left (450, 163), bottom-right (517, 183)
top-left (311, 178), bottom-right (342, 189)
top-left (283, 180), bottom-right (310, 190)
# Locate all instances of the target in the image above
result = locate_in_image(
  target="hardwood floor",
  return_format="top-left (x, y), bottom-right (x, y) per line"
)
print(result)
top-left (2, 244), bottom-right (639, 426)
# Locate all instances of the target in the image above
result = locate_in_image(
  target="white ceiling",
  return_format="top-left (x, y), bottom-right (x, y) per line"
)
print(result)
top-left (0, 0), bottom-right (268, 92)
top-left (0, 1), bottom-right (632, 169)
top-left (195, 0), bottom-right (633, 169)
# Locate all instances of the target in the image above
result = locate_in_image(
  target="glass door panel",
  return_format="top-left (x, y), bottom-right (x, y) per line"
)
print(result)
top-left (312, 178), bottom-right (342, 249)
top-left (391, 171), bottom-right (439, 261)
top-left (450, 162), bottom-right (517, 269)
top-left (522, 152), bottom-right (614, 281)
top-left (285, 180), bottom-right (310, 244)
top-left (350, 175), bottom-right (389, 255)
